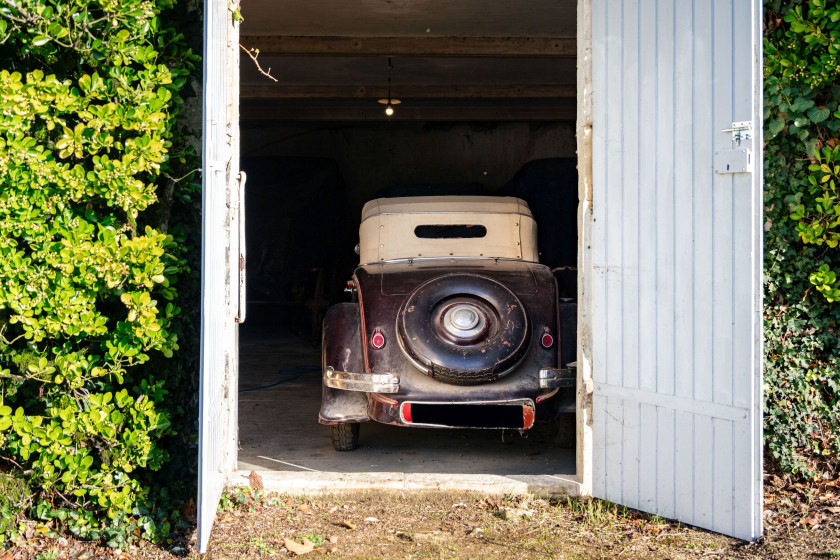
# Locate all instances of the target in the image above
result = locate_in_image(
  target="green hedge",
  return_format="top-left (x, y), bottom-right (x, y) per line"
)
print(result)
top-left (764, 0), bottom-right (840, 479)
top-left (0, 0), bottom-right (200, 546)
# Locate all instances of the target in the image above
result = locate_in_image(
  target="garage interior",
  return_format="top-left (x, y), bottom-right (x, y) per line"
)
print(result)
top-left (235, 0), bottom-right (581, 492)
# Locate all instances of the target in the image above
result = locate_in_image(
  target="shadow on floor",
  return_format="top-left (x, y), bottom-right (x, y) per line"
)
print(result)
top-left (237, 327), bottom-right (576, 476)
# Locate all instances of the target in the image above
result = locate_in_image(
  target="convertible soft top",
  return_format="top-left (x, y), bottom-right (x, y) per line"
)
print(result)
top-left (358, 196), bottom-right (539, 264)
top-left (361, 196), bottom-right (534, 220)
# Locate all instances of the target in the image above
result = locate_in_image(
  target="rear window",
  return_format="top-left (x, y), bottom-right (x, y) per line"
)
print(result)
top-left (413, 225), bottom-right (487, 239)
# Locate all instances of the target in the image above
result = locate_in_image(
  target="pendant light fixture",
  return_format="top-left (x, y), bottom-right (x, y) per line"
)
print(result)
top-left (377, 57), bottom-right (401, 117)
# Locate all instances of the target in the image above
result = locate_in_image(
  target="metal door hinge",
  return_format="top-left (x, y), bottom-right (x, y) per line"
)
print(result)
top-left (721, 121), bottom-right (753, 147)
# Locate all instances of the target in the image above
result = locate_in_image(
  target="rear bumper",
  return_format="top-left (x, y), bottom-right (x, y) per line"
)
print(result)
top-left (323, 366), bottom-right (570, 395)
top-left (323, 365), bottom-right (570, 429)
top-left (539, 367), bottom-right (576, 389)
top-left (323, 366), bottom-right (399, 393)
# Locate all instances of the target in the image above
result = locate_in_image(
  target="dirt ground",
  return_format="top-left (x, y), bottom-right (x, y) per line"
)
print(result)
top-left (3, 472), bottom-right (839, 560)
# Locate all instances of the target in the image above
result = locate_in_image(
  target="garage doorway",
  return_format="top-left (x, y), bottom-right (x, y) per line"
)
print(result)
top-left (199, 0), bottom-right (766, 551)
top-left (234, 0), bottom-right (582, 494)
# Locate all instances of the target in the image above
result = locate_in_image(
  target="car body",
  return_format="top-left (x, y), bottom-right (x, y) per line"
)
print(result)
top-left (319, 196), bottom-right (576, 450)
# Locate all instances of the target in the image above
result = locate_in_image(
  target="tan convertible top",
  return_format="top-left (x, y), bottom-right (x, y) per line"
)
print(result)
top-left (359, 196), bottom-right (539, 263)
top-left (361, 196), bottom-right (534, 221)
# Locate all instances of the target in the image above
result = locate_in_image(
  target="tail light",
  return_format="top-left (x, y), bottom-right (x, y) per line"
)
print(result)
top-left (371, 328), bottom-right (386, 349)
top-left (540, 327), bottom-right (554, 349)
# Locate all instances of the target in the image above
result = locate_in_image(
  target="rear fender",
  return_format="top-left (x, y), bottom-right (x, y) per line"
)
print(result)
top-left (319, 303), bottom-right (370, 424)
top-left (319, 385), bottom-right (369, 425)
top-left (322, 302), bottom-right (365, 373)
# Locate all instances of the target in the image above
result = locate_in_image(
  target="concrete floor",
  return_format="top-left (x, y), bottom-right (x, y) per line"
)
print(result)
top-left (236, 326), bottom-right (579, 495)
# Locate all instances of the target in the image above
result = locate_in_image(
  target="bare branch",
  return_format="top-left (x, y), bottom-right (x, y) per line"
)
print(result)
top-left (53, 489), bottom-right (76, 508)
top-left (1, 456), bottom-right (25, 470)
top-left (158, 167), bottom-right (199, 233)
top-left (0, 371), bottom-right (26, 382)
top-left (239, 44), bottom-right (278, 82)
top-left (2, 0), bottom-right (38, 25)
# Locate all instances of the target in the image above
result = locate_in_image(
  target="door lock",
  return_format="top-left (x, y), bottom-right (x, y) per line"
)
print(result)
top-left (721, 121), bottom-right (753, 147)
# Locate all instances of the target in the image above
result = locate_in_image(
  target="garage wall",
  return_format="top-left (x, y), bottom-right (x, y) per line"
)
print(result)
top-left (241, 121), bottom-right (576, 212)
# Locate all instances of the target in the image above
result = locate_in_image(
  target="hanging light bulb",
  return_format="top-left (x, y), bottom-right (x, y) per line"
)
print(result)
top-left (377, 57), bottom-right (401, 117)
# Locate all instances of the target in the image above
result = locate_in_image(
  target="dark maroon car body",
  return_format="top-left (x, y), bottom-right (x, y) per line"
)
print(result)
top-left (318, 196), bottom-right (576, 450)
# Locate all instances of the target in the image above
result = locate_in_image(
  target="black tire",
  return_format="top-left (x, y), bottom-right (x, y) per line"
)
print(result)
top-left (331, 423), bottom-right (360, 451)
top-left (398, 274), bottom-right (530, 385)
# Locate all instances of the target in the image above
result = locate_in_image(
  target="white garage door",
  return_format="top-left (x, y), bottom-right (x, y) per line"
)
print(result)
top-left (589, 0), bottom-right (763, 540)
top-left (197, 0), bottom-right (242, 553)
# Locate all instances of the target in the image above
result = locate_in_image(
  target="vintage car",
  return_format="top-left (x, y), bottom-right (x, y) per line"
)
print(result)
top-left (319, 196), bottom-right (576, 450)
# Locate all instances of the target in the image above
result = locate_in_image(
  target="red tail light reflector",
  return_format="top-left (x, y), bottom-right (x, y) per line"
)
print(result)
top-left (371, 328), bottom-right (386, 349)
top-left (540, 328), bottom-right (554, 349)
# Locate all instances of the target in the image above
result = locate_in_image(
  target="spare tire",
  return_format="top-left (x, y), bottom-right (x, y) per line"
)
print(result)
top-left (397, 274), bottom-right (530, 385)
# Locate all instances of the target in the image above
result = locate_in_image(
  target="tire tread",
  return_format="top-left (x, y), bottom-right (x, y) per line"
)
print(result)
top-left (331, 423), bottom-right (360, 451)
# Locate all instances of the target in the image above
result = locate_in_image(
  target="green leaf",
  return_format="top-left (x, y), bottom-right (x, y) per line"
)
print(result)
top-left (791, 97), bottom-right (815, 112)
top-left (768, 117), bottom-right (786, 136)
top-left (807, 106), bottom-right (831, 123)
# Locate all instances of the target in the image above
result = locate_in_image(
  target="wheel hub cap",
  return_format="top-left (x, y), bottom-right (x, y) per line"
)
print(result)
top-left (443, 304), bottom-right (486, 338)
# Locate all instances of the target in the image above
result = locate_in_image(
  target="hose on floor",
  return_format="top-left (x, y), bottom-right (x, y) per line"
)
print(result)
top-left (238, 365), bottom-right (321, 393)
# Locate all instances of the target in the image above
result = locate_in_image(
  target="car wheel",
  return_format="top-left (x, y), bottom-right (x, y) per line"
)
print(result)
top-left (331, 423), bottom-right (360, 451)
top-left (398, 274), bottom-right (530, 385)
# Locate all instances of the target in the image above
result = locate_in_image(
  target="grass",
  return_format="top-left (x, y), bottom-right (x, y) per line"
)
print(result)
top-left (564, 497), bottom-right (624, 526)
top-left (0, 473), bottom-right (31, 510)
top-left (300, 533), bottom-right (325, 546)
top-left (247, 535), bottom-right (277, 556)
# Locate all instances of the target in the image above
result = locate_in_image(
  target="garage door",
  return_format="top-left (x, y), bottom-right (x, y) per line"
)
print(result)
top-left (197, 0), bottom-right (242, 553)
top-left (589, 0), bottom-right (763, 540)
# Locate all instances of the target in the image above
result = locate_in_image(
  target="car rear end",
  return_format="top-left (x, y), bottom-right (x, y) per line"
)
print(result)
top-left (320, 196), bottom-right (575, 448)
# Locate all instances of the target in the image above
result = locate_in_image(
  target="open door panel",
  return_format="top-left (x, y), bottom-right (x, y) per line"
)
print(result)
top-left (198, 0), bottom-right (241, 552)
top-left (588, 0), bottom-right (763, 540)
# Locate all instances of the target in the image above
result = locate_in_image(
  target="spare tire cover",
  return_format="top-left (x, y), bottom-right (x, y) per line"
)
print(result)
top-left (397, 274), bottom-right (530, 385)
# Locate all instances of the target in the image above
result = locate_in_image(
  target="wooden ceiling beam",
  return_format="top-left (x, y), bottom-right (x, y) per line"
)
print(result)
top-left (240, 84), bottom-right (576, 100)
top-left (240, 102), bottom-right (576, 122)
top-left (240, 35), bottom-right (576, 57)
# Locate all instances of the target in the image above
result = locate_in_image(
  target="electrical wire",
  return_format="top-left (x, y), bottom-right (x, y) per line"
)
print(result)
top-left (238, 365), bottom-right (321, 393)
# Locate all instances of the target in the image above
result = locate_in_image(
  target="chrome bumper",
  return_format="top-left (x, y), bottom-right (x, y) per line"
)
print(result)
top-left (539, 367), bottom-right (576, 389)
top-left (323, 366), bottom-right (400, 393)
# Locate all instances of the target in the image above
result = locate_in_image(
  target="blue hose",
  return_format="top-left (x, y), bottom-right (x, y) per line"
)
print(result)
top-left (238, 365), bottom-right (321, 393)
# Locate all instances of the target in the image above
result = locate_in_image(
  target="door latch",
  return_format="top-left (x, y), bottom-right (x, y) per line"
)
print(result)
top-left (721, 121), bottom-right (753, 147)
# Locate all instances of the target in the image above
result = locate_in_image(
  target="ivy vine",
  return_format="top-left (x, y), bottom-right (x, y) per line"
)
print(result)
top-left (764, 0), bottom-right (840, 479)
